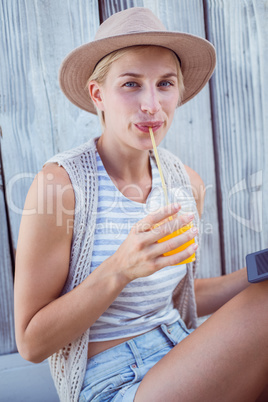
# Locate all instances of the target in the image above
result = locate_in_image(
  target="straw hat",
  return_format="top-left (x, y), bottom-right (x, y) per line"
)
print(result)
top-left (59, 7), bottom-right (216, 114)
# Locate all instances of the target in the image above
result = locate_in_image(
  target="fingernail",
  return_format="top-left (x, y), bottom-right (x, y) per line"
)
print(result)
top-left (173, 203), bottom-right (180, 210)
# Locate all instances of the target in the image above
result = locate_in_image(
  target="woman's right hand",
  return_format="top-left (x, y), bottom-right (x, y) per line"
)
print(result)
top-left (112, 203), bottom-right (198, 283)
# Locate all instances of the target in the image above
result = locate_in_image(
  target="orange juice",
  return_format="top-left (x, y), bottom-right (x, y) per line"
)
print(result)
top-left (157, 223), bottom-right (196, 265)
top-left (153, 215), bottom-right (196, 265)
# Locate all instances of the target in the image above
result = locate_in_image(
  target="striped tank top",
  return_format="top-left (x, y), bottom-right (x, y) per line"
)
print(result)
top-left (89, 151), bottom-right (187, 341)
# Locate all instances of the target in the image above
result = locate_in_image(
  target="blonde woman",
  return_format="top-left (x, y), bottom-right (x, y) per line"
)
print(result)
top-left (15, 7), bottom-right (268, 402)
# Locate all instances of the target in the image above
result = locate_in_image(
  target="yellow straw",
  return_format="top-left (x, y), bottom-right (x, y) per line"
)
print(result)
top-left (149, 127), bottom-right (169, 206)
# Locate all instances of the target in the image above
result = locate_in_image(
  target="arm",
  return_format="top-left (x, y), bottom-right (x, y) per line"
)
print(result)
top-left (14, 163), bottom-right (129, 363)
top-left (15, 164), bottom-right (197, 363)
top-left (184, 164), bottom-right (250, 317)
top-left (194, 268), bottom-right (250, 317)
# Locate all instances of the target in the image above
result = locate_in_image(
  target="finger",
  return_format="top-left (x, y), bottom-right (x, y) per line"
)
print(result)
top-left (155, 242), bottom-right (198, 270)
top-left (149, 225), bottom-right (198, 259)
top-left (134, 203), bottom-right (181, 233)
top-left (150, 213), bottom-right (195, 242)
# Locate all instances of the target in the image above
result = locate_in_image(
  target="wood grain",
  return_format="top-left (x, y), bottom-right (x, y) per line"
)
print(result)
top-left (0, 0), bottom-right (102, 251)
top-left (204, 0), bottom-right (268, 273)
top-left (0, 146), bottom-right (16, 354)
top-left (0, 0), bottom-right (101, 355)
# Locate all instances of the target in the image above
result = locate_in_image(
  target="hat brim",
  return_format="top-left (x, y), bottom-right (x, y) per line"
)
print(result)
top-left (59, 31), bottom-right (216, 114)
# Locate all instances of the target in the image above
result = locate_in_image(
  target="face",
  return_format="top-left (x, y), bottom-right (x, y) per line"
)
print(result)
top-left (90, 46), bottom-right (180, 151)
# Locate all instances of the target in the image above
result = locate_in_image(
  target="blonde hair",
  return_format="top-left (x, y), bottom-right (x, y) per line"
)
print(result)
top-left (86, 46), bottom-right (184, 128)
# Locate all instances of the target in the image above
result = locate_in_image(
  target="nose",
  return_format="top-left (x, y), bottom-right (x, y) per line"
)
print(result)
top-left (140, 87), bottom-right (161, 115)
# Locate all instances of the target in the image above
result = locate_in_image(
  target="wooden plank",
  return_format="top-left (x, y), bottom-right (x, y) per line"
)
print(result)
top-left (101, 0), bottom-right (222, 278)
top-left (0, 0), bottom-right (101, 257)
top-left (99, 0), bottom-right (141, 21)
top-left (0, 144), bottom-right (16, 354)
top-left (0, 0), bottom-right (100, 355)
top-left (204, 0), bottom-right (268, 273)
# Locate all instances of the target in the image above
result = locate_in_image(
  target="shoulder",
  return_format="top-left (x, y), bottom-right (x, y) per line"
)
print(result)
top-left (42, 162), bottom-right (74, 209)
top-left (184, 165), bottom-right (204, 190)
top-left (26, 163), bottom-right (75, 223)
top-left (184, 165), bottom-right (205, 217)
top-left (41, 161), bottom-right (71, 184)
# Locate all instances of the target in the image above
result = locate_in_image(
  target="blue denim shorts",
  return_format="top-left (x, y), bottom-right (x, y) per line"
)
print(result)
top-left (79, 318), bottom-right (194, 402)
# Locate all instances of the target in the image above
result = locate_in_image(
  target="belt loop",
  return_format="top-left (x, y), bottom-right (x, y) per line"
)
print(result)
top-left (127, 339), bottom-right (144, 367)
top-left (160, 324), bottom-right (177, 346)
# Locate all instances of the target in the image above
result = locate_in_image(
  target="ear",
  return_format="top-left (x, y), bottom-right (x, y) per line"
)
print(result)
top-left (88, 81), bottom-right (105, 111)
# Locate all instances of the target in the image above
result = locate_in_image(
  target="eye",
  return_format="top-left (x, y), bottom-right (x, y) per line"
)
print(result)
top-left (159, 80), bottom-right (174, 87)
top-left (124, 82), bottom-right (139, 88)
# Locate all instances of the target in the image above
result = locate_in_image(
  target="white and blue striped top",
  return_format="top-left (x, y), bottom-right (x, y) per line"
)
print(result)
top-left (89, 151), bottom-right (187, 341)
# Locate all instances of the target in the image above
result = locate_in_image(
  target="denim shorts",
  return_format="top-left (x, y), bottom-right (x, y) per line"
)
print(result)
top-left (79, 318), bottom-right (194, 402)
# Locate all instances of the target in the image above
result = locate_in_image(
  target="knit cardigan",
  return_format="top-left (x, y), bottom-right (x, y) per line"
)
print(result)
top-left (46, 137), bottom-right (200, 402)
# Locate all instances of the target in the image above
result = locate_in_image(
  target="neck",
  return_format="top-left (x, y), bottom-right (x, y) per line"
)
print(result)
top-left (97, 134), bottom-right (151, 181)
top-left (96, 135), bottom-right (152, 203)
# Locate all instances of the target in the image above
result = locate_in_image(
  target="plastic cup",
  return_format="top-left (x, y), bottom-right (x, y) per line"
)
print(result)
top-left (156, 221), bottom-right (196, 264)
top-left (147, 187), bottom-right (196, 265)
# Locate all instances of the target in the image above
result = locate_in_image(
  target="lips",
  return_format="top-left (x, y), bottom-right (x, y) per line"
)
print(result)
top-left (134, 121), bottom-right (163, 133)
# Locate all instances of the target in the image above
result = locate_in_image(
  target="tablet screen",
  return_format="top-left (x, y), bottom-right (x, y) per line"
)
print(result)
top-left (256, 251), bottom-right (268, 276)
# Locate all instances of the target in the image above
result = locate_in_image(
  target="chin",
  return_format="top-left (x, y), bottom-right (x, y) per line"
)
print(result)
top-left (135, 137), bottom-right (159, 151)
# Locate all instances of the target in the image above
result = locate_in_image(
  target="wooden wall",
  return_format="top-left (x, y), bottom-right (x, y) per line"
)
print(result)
top-left (0, 0), bottom-right (267, 355)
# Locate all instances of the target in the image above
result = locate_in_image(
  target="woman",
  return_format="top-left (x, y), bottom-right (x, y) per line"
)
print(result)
top-left (14, 7), bottom-right (268, 402)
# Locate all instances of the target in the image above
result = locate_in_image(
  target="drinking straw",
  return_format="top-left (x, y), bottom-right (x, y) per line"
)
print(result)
top-left (149, 127), bottom-right (169, 206)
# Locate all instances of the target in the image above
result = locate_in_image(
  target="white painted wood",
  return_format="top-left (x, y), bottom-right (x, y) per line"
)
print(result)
top-left (204, 0), bottom-right (268, 273)
top-left (100, 0), bottom-right (143, 21)
top-left (0, 0), bottom-right (101, 355)
top-left (0, 0), bottom-right (102, 251)
top-left (0, 160), bottom-right (16, 354)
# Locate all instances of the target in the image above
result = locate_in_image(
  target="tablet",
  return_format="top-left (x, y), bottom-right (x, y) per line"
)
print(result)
top-left (246, 248), bottom-right (268, 283)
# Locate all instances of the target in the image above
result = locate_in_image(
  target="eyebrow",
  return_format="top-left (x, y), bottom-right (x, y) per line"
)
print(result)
top-left (118, 72), bottom-right (178, 79)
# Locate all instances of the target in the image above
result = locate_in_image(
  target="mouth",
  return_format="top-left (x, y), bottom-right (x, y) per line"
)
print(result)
top-left (134, 121), bottom-right (163, 133)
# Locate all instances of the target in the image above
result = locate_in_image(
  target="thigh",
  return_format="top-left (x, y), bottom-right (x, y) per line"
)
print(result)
top-left (135, 282), bottom-right (268, 402)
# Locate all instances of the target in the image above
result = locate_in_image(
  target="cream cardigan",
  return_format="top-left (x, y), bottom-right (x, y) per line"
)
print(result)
top-left (46, 137), bottom-right (200, 402)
